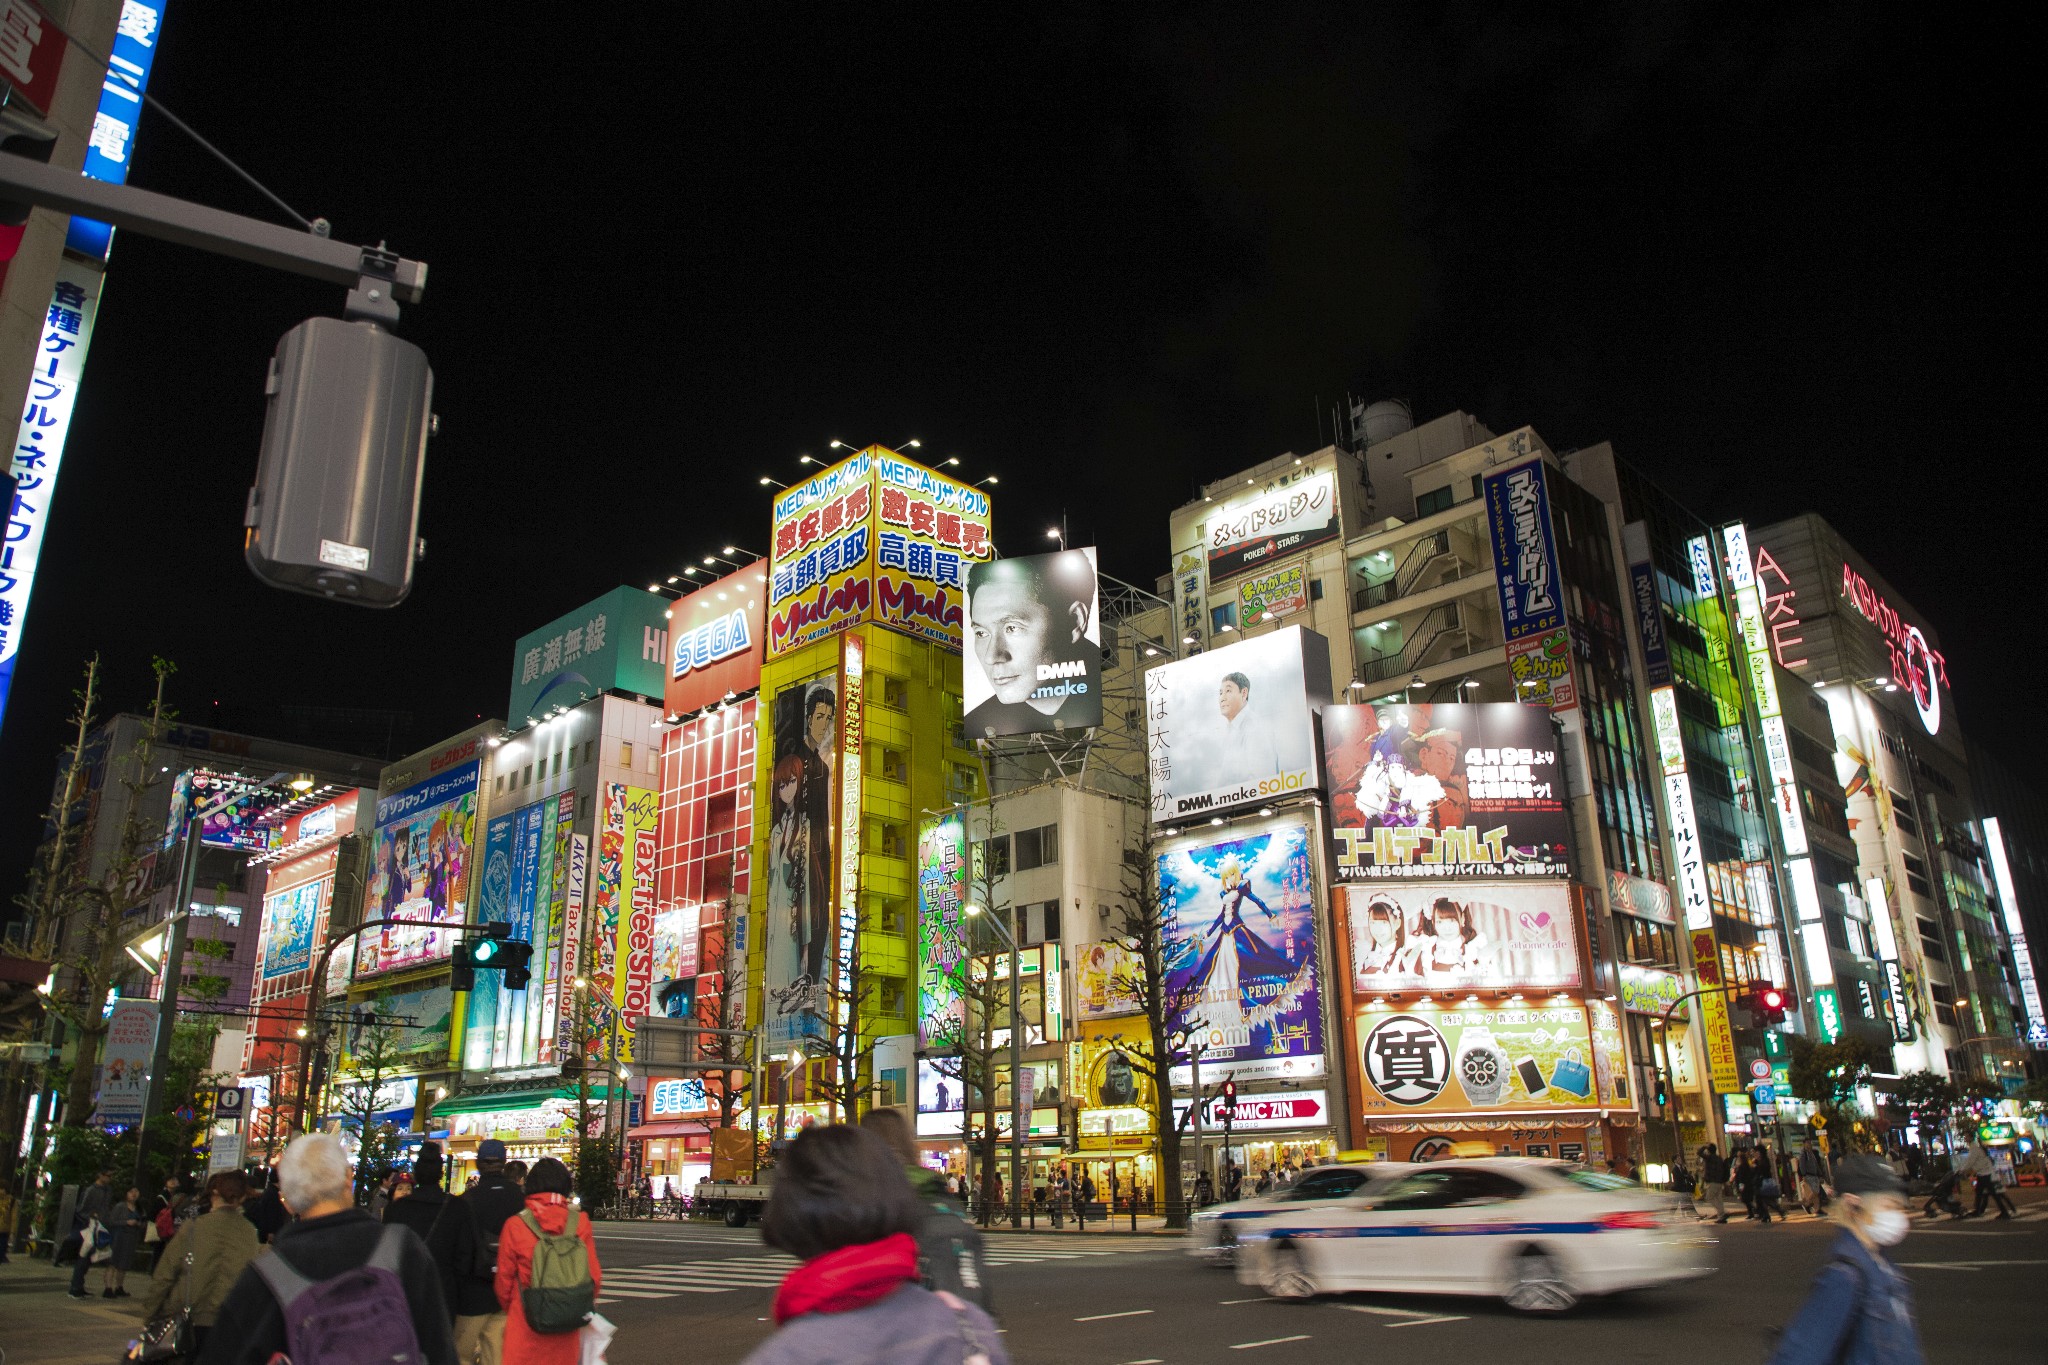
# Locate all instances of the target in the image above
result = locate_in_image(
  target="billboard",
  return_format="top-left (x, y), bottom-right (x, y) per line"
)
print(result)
top-left (1158, 820), bottom-right (1322, 1073)
top-left (916, 812), bottom-right (969, 1048)
top-left (468, 791), bottom-right (575, 1070)
top-left (1143, 626), bottom-right (1330, 823)
top-left (768, 449), bottom-right (995, 658)
top-left (665, 566), bottom-right (766, 715)
top-left (762, 662), bottom-right (841, 1043)
top-left (1324, 702), bottom-right (1569, 880)
top-left (962, 547), bottom-right (1103, 737)
top-left (585, 784), bottom-right (659, 1062)
top-left (1237, 560), bottom-right (1310, 624)
top-left (258, 866), bottom-right (329, 982)
top-left (94, 999), bottom-right (158, 1125)
top-left (65, 0), bottom-right (172, 261)
top-left (357, 763), bottom-right (479, 979)
top-left (1355, 1004), bottom-right (1599, 1115)
top-left (651, 902), bottom-right (701, 1018)
top-left (508, 586), bottom-right (671, 725)
top-left (1340, 882), bottom-right (1581, 993)
top-left (1482, 460), bottom-right (1578, 711)
top-left (1205, 468), bottom-right (1340, 582)
top-left (1074, 939), bottom-right (1143, 1019)
top-left (341, 982), bottom-right (453, 1070)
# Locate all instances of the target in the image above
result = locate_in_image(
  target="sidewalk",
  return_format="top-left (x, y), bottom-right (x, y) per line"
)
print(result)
top-left (0, 1255), bottom-right (147, 1365)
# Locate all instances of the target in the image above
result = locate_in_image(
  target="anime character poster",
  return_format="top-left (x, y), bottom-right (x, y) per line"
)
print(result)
top-left (356, 764), bottom-right (479, 978)
top-left (1157, 820), bottom-right (1322, 1069)
top-left (1322, 702), bottom-right (1571, 880)
top-left (1341, 881), bottom-right (1581, 993)
top-left (763, 664), bottom-right (840, 1043)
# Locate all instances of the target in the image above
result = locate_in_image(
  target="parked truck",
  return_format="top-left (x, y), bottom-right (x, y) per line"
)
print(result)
top-left (695, 1176), bottom-right (773, 1227)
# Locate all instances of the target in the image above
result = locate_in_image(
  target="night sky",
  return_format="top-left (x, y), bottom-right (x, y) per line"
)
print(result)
top-left (3, 6), bottom-right (2040, 893)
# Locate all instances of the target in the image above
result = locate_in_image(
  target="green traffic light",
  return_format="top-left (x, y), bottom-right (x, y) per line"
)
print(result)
top-left (471, 938), bottom-right (500, 964)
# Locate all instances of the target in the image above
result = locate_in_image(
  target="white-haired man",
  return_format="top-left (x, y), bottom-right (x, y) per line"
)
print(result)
top-left (198, 1134), bottom-right (457, 1365)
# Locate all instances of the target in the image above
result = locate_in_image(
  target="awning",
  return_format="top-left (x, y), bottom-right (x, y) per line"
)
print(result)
top-left (429, 1085), bottom-right (615, 1115)
top-left (625, 1120), bottom-right (710, 1140)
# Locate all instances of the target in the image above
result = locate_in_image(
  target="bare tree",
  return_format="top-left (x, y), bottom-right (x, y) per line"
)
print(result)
top-left (332, 1015), bottom-right (406, 1201)
top-left (1105, 831), bottom-right (1207, 1229)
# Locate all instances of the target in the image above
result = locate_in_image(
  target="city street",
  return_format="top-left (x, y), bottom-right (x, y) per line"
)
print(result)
top-left (580, 1212), bottom-right (2048, 1364)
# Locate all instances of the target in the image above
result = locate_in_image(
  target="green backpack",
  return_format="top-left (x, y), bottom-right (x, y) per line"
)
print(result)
top-left (518, 1208), bottom-right (595, 1333)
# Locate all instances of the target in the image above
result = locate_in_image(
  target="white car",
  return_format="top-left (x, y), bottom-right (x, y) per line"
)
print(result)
top-left (1187, 1162), bottom-right (1416, 1265)
top-left (1235, 1158), bottom-right (1712, 1313)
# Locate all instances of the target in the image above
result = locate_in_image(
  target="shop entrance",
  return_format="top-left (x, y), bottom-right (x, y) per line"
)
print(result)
top-left (1069, 1153), bottom-right (1158, 1213)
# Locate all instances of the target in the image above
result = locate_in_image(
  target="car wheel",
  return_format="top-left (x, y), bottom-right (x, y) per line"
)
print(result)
top-left (1502, 1248), bottom-right (1576, 1315)
top-left (1263, 1242), bottom-right (1317, 1301)
top-left (723, 1204), bottom-right (749, 1228)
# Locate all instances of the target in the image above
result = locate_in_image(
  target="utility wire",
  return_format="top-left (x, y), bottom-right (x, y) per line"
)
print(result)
top-left (34, 9), bottom-right (322, 233)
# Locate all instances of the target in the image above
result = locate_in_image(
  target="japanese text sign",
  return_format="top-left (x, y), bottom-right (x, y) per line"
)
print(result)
top-left (664, 565), bottom-right (765, 715)
top-left (509, 586), bottom-right (671, 725)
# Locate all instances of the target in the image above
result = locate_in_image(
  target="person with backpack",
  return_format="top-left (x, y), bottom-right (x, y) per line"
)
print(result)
top-left (1767, 1155), bottom-right (1925, 1363)
top-left (66, 1169), bottom-right (116, 1299)
top-left (197, 1133), bottom-right (457, 1365)
top-left (460, 1138), bottom-right (528, 1365)
top-left (742, 1125), bottom-right (1007, 1365)
top-left (143, 1171), bottom-right (260, 1362)
top-left (1797, 1141), bottom-right (1833, 1216)
top-left (493, 1158), bottom-right (600, 1365)
top-left (384, 1143), bottom-right (485, 1340)
top-left (859, 1108), bottom-right (993, 1314)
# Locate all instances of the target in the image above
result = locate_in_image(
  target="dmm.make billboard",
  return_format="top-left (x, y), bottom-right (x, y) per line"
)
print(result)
top-left (468, 791), bottom-right (576, 1071)
top-left (1157, 818), bottom-right (1323, 1078)
top-left (1323, 701), bottom-right (1570, 880)
top-left (1143, 626), bottom-right (1330, 824)
top-left (509, 586), bottom-right (671, 725)
top-left (766, 446), bottom-right (993, 659)
top-left (963, 547), bottom-right (1103, 738)
top-left (357, 763), bottom-right (480, 979)
top-left (917, 810), bottom-right (968, 1049)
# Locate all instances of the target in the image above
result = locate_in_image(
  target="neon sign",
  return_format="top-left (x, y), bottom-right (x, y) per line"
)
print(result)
top-left (1752, 547), bottom-right (1808, 669)
top-left (1840, 563), bottom-right (1947, 735)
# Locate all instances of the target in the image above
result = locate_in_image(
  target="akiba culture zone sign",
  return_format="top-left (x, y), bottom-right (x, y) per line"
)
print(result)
top-left (1840, 562), bottom-right (1949, 736)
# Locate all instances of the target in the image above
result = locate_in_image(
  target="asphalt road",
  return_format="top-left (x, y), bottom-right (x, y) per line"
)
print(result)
top-left (592, 1210), bottom-right (2048, 1364)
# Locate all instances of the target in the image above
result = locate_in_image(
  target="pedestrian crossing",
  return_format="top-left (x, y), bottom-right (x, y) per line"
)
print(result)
top-left (595, 1236), bottom-right (1166, 1304)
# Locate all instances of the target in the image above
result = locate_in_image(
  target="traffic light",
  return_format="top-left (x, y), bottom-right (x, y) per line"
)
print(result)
top-left (1220, 1079), bottom-right (1237, 1115)
top-left (499, 941), bottom-right (533, 990)
top-left (450, 943), bottom-right (473, 992)
top-left (1654, 1076), bottom-right (1668, 1109)
top-left (1756, 986), bottom-right (1791, 1026)
top-left (453, 925), bottom-right (531, 991)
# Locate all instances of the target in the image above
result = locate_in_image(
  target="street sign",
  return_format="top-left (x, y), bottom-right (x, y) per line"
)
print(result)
top-left (1173, 1090), bottom-right (1327, 1133)
top-left (1748, 1058), bottom-right (1772, 1081)
top-left (208, 1131), bottom-right (244, 1174)
top-left (215, 1086), bottom-right (247, 1119)
top-left (1752, 1083), bottom-right (1778, 1117)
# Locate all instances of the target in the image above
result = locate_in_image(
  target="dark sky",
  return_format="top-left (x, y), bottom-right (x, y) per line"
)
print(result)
top-left (4, 4), bottom-right (2041, 891)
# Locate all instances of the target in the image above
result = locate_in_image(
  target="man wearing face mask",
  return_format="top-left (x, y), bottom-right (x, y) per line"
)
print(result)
top-left (1768, 1155), bottom-right (1925, 1364)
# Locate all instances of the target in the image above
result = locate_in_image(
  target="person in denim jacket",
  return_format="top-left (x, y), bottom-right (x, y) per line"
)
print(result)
top-left (1769, 1155), bottom-right (1924, 1364)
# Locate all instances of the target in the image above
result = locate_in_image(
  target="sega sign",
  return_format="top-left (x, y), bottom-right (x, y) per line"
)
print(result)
top-left (662, 567), bottom-right (765, 716)
top-left (649, 1076), bottom-right (710, 1118)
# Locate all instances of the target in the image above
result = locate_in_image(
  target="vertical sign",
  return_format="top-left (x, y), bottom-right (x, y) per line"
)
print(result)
top-left (1724, 524), bottom-right (1808, 858)
top-left (1482, 460), bottom-right (1577, 710)
top-left (1982, 819), bottom-right (2045, 1044)
top-left (1650, 682), bottom-right (1738, 1094)
top-left (837, 632), bottom-right (866, 1040)
top-left (67, 1), bottom-right (171, 261)
top-left (1621, 522), bottom-right (1671, 688)
top-left (2, 263), bottom-right (101, 739)
top-left (916, 812), bottom-right (969, 1049)
top-left (94, 999), bottom-right (159, 1125)
top-left (616, 786), bottom-right (659, 1063)
top-left (555, 832), bottom-right (589, 1057)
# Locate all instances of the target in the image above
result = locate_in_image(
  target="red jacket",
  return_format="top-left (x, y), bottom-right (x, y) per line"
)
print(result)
top-left (494, 1194), bottom-right (602, 1365)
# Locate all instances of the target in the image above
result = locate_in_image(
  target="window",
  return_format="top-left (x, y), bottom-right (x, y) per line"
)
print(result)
top-left (620, 742), bottom-right (634, 768)
top-left (552, 751), bottom-right (563, 776)
top-left (1308, 578), bottom-right (1324, 601)
top-left (1211, 602), bottom-right (1237, 632)
top-left (1042, 899), bottom-right (1061, 944)
top-left (1415, 485), bottom-right (1455, 517)
top-left (878, 976), bottom-right (908, 1017)
top-left (883, 676), bottom-right (909, 711)
top-left (495, 775), bottom-right (505, 794)
top-left (878, 898), bottom-right (908, 935)
top-left (982, 836), bottom-right (1011, 878)
top-left (522, 764), bottom-right (533, 787)
top-left (1288, 1168), bottom-right (1367, 1200)
top-left (585, 740), bottom-right (597, 766)
top-left (1014, 823), bottom-right (1060, 871)
top-left (879, 747), bottom-right (908, 783)
top-left (881, 822), bottom-right (907, 859)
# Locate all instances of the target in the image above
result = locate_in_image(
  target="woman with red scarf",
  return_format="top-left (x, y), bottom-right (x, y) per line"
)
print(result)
top-left (495, 1158), bottom-right (602, 1365)
top-left (742, 1126), bottom-right (1006, 1365)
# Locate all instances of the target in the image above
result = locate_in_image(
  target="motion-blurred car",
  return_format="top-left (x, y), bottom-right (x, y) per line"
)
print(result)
top-left (1187, 1161), bottom-right (1416, 1265)
top-left (1234, 1158), bottom-right (1710, 1313)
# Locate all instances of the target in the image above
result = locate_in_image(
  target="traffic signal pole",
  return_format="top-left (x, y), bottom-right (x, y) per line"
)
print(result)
top-left (1654, 981), bottom-right (1791, 1176)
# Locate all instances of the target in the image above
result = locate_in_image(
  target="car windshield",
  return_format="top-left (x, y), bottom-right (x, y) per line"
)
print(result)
top-left (1559, 1169), bottom-right (1637, 1193)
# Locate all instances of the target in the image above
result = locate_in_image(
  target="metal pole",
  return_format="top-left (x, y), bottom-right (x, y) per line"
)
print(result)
top-left (748, 1023), bottom-right (764, 1182)
top-left (132, 818), bottom-right (200, 1194)
top-left (1008, 908), bottom-right (1023, 1231)
top-left (1189, 1044), bottom-right (1203, 1211)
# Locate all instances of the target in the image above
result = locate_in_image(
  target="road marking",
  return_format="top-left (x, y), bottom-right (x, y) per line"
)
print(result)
top-left (1386, 1315), bottom-right (1469, 1327)
top-left (1230, 1335), bottom-right (1312, 1350)
top-left (1076, 1309), bottom-right (1155, 1321)
top-left (1897, 1258), bottom-right (2048, 1270)
top-left (1337, 1304), bottom-right (1441, 1318)
top-left (1118, 1359), bottom-right (1165, 1364)
top-left (1219, 1296), bottom-right (1267, 1304)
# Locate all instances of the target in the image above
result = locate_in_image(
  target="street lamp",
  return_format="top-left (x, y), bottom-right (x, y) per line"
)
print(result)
top-left (964, 901), bottom-right (1026, 1229)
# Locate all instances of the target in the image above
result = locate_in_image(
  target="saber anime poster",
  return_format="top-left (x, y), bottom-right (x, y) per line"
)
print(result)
top-left (1157, 820), bottom-right (1322, 1070)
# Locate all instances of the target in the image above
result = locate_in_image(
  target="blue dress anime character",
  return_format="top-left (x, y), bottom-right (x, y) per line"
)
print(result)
top-left (1165, 839), bottom-right (1317, 1058)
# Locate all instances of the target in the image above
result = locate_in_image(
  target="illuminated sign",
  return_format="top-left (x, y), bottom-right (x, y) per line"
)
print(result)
top-left (672, 609), bottom-right (752, 677)
top-left (1721, 523), bottom-right (1754, 591)
top-left (1839, 563), bottom-right (1947, 735)
top-left (1206, 468), bottom-right (1339, 583)
top-left (1, 263), bottom-right (101, 739)
top-left (916, 811), bottom-right (969, 1049)
top-left (1801, 921), bottom-right (1835, 987)
top-left (1651, 688), bottom-right (1685, 777)
top-left (1984, 818), bottom-right (2044, 1041)
top-left (838, 633), bottom-right (865, 1026)
top-left (1685, 535), bottom-right (1718, 598)
top-left (1814, 987), bottom-right (1842, 1042)
top-left (1724, 525), bottom-right (1808, 858)
top-left (1483, 458), bottom-right (1577, 711)
top-left (509, 586), bottom-right (671, 726)
top-left (1752, 545), bottom-right (1808, 669)
top-left (66, 2), bottom-right (170, 261)
top-left (1175, 1089), bottom-right (1328, 1132)
top-left (1143, 627), bottom-right (1328, 824)
top-left (1617, 964), bottom-right (1688, 1019)
top-left (1688, 929), bottom-right (1743, 1093)
top-left (649, 1076), bottom-right (710, 1118)
top-left (1788, 858), bottom-right (1823, 922)
top-left (1654, 677), bottom-right (1737, 1093)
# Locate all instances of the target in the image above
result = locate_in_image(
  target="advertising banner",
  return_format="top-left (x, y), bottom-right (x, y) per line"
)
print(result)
top-left (554, 833), bottom-right (588, 1057)
top-left (1324, 702), bottom-right (1569, 880)
top-left (1355, 1004), bottom-right (1599, 1115)
top-left (872, 451), bottom-right (992, 649)
top-left (1172, 550), bottom-right (1207, 656)
top-left (1237, 560), bottom-right (1310, 624)
top-left (357, 763), bottom-right (479, 979)
top-left (768, 450), bottom-right (875, 656)
top-left (258, 874), bottom-right (328, 982)
top-left (1622, 521), bottom-right (1672, 689)
top-left (342, 983), bottom-right (453, 1070)
top-left (1607, 869), bottom-right (1675, 925)
top-left (651, 902), bottom-right (701, 1019)
top-left (665, 566), bottom-right (766, 715)
top-left (1340, 881), bottom-right (1581, 993)
top-left (94, 999), bottom-right (159, 1125)
top-left (963, 547), bottom-right (1102, 737)
top-left (588, 784), bottom-right (655, 1055)
top-left (1143, 626), bottom-right (1329, 823)
top-left (763, 662), bottom-right (841, 1044)
top-left (916, 812), bottom-right (969, 1048)
top-left (1158, 820), bottom-right (1322, 1072)
top-left (1617, 964), bottom-right (1688, 1020)
top-left (1483, 460), bottom-right (1578, 710)
top-left (1073, 939), bottom-right (1143, 1019)
top-left (1689, 928), bottom-right (1743, 1093)
top-left (469, 791), bottom-right (575, 1071)
top-left (1176, 1089), bottom-right (1328, 1133)
top-left (1588, 997), bottom-right (1629, 1106)
top-left (1205, 468), bottom-right (1339, 582)
top-left (508, 586), bottom-right (671, 726)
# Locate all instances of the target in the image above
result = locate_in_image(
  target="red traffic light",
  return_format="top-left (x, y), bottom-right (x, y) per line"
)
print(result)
top-left (1760, 988), bottom-right (1785, 1010)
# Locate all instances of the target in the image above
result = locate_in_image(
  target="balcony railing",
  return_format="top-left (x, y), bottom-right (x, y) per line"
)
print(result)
top-left (1358, 601), bottom-right (1466, 685)
top-left (1352, 529), bottom-right (1458, 614)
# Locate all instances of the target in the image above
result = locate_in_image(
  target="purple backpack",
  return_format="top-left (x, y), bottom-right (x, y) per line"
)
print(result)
top-left (253, 1224), bottom-right (423, 1365)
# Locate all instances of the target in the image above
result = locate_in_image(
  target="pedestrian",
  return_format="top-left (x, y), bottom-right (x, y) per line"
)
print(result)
top-left (147, 1175), bottom-right (190, 1269)
top-left (1194, 1170), bottom-right (1214, 1208)
top-left (197, 1133), bottom-right (456, 1365)
top-left (494, 1158), bottom-right (600, 1365)
top-left (459, 1138), bottom-right (529, 1365)
top-left (1766, 1154), bottom-right (1924, 1364)
top-left (1052, 1170), bottom-right (1070, 1228)
top-left (1734, 1149), bottom-right (1763, 1220)
top-left (66, 1168), bottom-right (116, 1299)
top-left (1611, 1154), bottom-right (1637, 1182)
top-left (1757, 1162), bottom-right (1785, 1226)
top-left (741, 1125), bottom-right (1007, 1365)
top-left (142, 1171), bottom-right (261, 1362)
top-left (1669, 1154), bottom-right (1691, 1196)
top-left (1797, 1143), bottom-right (1832, 1216)
top-left (859, 1108), bottom-right (993, 1313)
top-left (1959, 1139), bottom-right (2016, 1220)
top-left (103, 1184), bottom-right (145, 1298)
top-left (1903, 1145), bottom-right (1923, 1183)
top-left (243, 1167), bottom-right (287, 1245)
top-left (1697, 1144), bottom-right (1732, 1223)
top-left (384, 1142), bottom-right (487, 1346)
top-left (369, 1169), bottom-right (397, 1221)
top-left (504, 1160), bottom-right (530, 1186)
top-left (1078, 1170), bottom-right (1096, 1228)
